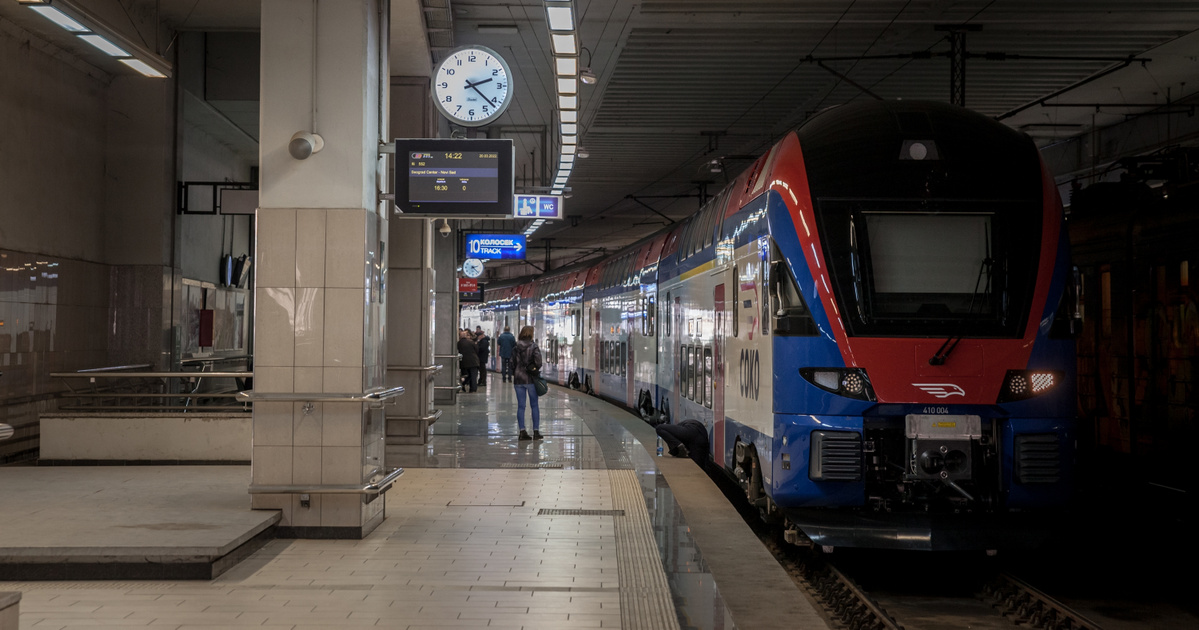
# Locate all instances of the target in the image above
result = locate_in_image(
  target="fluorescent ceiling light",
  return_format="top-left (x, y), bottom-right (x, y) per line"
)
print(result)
top-left (562, 134), bottom-right (577, 145)
top-left (561, 123), bottom-right (577, 134)
top-left (546, 6), bottom-right (573, 31)
top-left (120, 58), bottom-right (166, 78)
top-left (551, 33), bottom-right (576, 55)
top-left (551, 190), bottom-right (563, 195)
top-left (558, 95), bottom-right (577, 109)
top-left (560, 154), bottom-right (576, 164)
top-left (560, 110), bottom-right (577, 123)
top-left (78, 33), bottom-right (129, 57)
top-left (30, 6), bottom-right (87, 32)
top-left (562, 145), bottom-right (577, 154)
top-left (556, 57), bottom-right (577, 76)
top-left (557, 77), bottom-right (577, 94)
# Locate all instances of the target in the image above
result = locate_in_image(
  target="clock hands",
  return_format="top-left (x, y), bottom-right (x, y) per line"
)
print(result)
top-left (464, 78), bottom-right (496, 109)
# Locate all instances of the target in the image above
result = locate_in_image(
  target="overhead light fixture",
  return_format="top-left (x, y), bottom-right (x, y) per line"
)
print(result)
top-left (545, 5), bottom-right (573, 30)
top-left (708, 158), bottom-right (723, 173)
top-left (562, 145), bottom-right (577, 155)
top-left (580, 67), bottom-right (597, 85)
top-left (576, 146), bottom-right (590, 158)
top-left (557, 77), bottom-right (577, 95)
top-left (16, 0), bottom-right (172, 77)
top-left (29, 5), bottom-right (87, 32)
top-left (562, 134), bottom-right (577, 145)
top-left (560, 154), bottom-right (576, 164)
top-left (120, 58), bottom-right (166, 78)
top-left (560, 110), bottom-right (577, 123)
top-left (551, 33), bottom-right (577, 55)
top-left (558, 95), bottom-right (577, 109)
top-left (556, 57), bottom-right (577, 76)
top-left (561, 123), bottom-right (577, 134)
top-left (78, 33), bottom-right (128, 56)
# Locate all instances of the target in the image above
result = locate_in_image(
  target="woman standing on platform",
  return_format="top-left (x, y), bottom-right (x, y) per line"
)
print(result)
top-left (512, 325), bottom-right (543, 440)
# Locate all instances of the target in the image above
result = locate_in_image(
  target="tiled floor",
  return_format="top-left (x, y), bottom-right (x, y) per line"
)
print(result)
top-left (1, 382), bottom-right (746, 630)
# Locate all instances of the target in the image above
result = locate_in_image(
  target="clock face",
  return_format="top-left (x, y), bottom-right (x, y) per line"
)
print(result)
top-left (432, 46), bottom-right (513, 127)
top-left (463, 258), bottom-right (484, 278)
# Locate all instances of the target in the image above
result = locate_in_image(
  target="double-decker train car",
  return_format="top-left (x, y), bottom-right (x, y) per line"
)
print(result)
top-left (472, 100), bottom-right (1078, 550)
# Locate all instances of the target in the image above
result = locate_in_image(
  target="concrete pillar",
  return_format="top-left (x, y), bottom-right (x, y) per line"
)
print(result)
top-left (251, 0), bottom-right (389, 538)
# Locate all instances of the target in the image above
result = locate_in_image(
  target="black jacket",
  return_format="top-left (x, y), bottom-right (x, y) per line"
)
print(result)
top-left (457, 338), bottom-right (480, 368)
top-left (512, 340), bottom-right (543, 385)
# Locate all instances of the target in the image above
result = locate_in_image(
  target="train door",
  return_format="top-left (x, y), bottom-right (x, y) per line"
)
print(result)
top-left (713, 284), bottom-right (726, 467)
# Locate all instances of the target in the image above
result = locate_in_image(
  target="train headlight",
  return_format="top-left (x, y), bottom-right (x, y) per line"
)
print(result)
top-left (800, 368), bottom-right (877, 402)
top-left (998, 370), bottom-right (1062, 403)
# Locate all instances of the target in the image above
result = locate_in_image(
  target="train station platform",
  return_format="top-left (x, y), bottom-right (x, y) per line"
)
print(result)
top-left (0, 381), bottom-right (830, 630)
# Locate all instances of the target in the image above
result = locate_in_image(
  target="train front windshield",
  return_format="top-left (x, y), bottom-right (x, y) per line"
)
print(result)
top-left (817, 200), bottom-right (1041, 338)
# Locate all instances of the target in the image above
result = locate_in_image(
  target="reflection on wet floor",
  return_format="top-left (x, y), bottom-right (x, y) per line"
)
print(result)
top-left (388, 383), bottom-right (739, 630)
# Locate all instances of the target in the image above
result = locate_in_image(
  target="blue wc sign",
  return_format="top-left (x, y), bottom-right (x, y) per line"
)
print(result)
top-left (513, 194), bottom-right (562, 219)
top-left (465, 234), bottom-right (527, 260)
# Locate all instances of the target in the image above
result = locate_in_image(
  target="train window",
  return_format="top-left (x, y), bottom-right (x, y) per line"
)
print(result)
top-left (732, 278), bottom-right (739, 337)
top-left (760, 259), bottom-right (770, 337)
top-left (665, 292), bottom-right (672, 337)
top-left (682, 345), bottom-right (692, 400)
top-left (647, 296), bottom-right (655, 337)
top-left (770, 260), bottom-right (819, 336)
top-left (690, 343), bottom-right (700, 398)
top-left (620, 342), bottom-right (627, 376)
top-left (704, 346), bottom-right (713, 409)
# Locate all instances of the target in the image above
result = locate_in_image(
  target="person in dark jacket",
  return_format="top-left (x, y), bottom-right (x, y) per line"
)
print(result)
top-left (656, 419), bottom-right (709, 465)
top-left (496, 326), bottom-right (517, 382)
top-left (475, 328), bottom-right (492, 386)
top-left (457, 330), bottom-right (480, 393)
top-left (512, 325), bottom-right (543, 440)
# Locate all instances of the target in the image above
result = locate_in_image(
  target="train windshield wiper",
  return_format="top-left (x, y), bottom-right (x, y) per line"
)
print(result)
top-left (928, 257), bottom-right (992, 366)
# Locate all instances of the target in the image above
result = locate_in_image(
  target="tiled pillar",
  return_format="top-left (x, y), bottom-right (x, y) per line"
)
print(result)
top-left (251, 0), bottom-right (388, 538)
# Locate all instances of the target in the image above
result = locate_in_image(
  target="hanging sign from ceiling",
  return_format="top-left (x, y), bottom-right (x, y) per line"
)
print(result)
top-left (465, 233), bottom-right (527, 260)
top-left (514, 194), bottom-right (563, 220)
top-left (393, 138), bottom-right (515, 218)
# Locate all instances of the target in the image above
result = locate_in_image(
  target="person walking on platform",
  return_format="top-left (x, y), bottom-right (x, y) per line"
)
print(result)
top-left (457, 330), bottom-right (480, 393)
top-left (497, 326), bottom-right (517, 382)
top-left (475, 328), bottom-right (492, 387)
top-left (512, 325), bottom-right (543, 440)
top-left (656, 419), bottom-right (709, 466)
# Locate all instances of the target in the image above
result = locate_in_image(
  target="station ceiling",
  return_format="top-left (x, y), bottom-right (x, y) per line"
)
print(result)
top-left (5, 0), bottom-right (1199, 278)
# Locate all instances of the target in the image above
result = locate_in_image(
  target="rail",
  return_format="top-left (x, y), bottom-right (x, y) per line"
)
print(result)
top-left (235, 386), bottom-right (404, 407)
top-left (52, 366), bottom-right (252, 412)
top-left (248, 467), bottom-right (404, 496)
top-left (433, 354), bottom-right (463, 393)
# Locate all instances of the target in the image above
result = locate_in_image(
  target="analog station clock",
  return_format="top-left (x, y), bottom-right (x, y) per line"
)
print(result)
top-left (431, 45), bottom-right (514, 127)
top-left (462, 258), bottom-right (484, 278)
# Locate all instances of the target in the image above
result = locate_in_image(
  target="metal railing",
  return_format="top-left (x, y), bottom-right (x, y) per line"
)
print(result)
top-left (236, 386), bottom-right (405, 409)
top-left (52, 364), bottom-right (252, 412)
top-left (433, 354), bottom-right (463, 393)
top-left (248, 467), bottom-right (405, 496)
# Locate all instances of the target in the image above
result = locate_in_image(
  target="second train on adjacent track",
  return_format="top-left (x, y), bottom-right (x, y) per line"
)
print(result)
top-left (466, 100), bottom-right (1078, 551)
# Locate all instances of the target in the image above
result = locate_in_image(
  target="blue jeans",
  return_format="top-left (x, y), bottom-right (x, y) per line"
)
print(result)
top-left (515, 383), bottom-right (539, 431)
top-left (501, 357), bottom-right (513, 380)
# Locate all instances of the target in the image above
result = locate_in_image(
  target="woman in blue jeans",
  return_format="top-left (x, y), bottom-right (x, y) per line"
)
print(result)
top-left (512, 325), bottom-right (544, 440)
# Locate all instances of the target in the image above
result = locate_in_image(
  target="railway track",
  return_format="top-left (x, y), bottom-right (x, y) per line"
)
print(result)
top-left (773, 541), bottom-right (1102, 630)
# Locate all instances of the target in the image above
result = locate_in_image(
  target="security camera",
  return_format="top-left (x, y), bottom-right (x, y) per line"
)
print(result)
top-left (288, 131), bottom-right (325, 160)
top-left (439, 220), bottom-right (452, 238)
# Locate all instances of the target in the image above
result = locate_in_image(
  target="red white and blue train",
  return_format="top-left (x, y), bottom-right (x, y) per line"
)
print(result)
top-left (465, 101), bottom-right (1078, 551)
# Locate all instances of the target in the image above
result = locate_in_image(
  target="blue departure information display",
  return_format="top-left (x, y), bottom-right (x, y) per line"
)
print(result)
top-left (465, 234), bottom-right (527, 260)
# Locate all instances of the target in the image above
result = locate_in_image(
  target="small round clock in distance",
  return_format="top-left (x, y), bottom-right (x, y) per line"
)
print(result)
top-left (462, 258), bottom-right (484, 278)
top-left (432, 45), bottom-right (514, 127)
